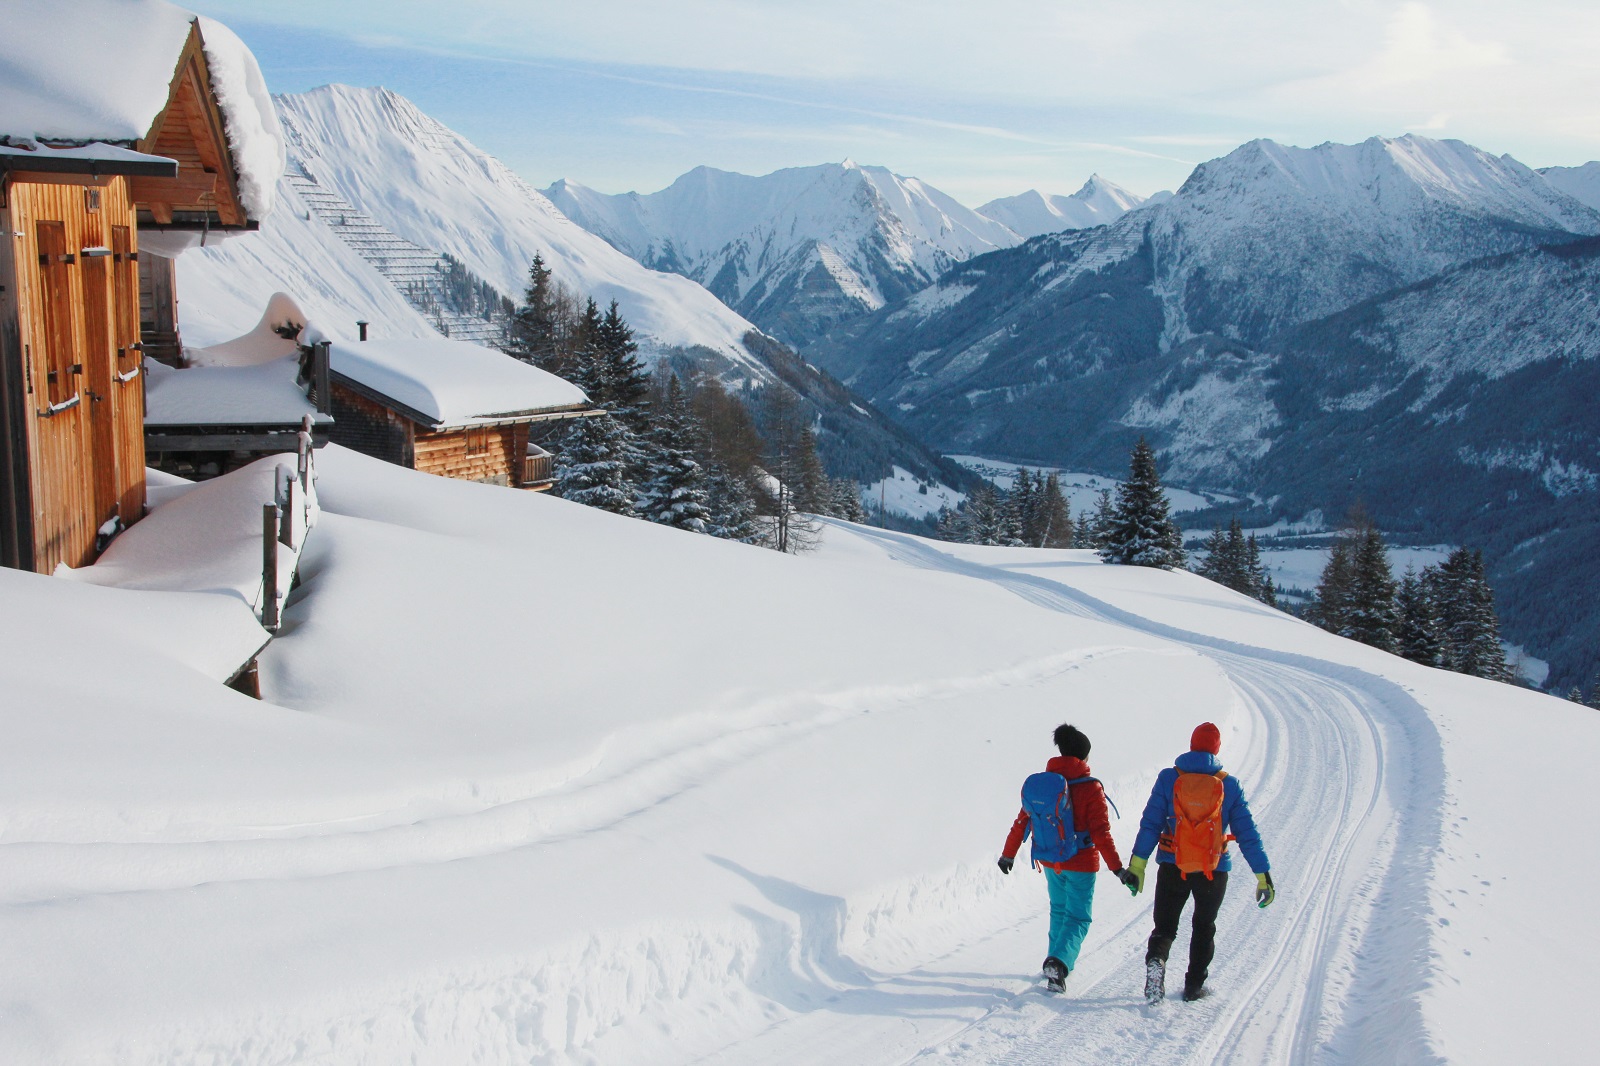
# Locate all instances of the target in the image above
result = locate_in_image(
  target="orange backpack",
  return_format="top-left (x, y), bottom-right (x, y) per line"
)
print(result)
top-left (1163, 770), bottom-right (1235, 879)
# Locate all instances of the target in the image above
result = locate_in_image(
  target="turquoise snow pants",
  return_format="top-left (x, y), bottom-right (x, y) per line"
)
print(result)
top-left (1044, 868), bottom-right (1096, 969)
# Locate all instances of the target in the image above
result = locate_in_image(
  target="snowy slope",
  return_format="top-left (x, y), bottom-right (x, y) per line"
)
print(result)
top-left (271, 85), bottom-right (763, 367)
top-left (1538, 161), bottom-right (1600, 212)
top-left (976, 175), bottom-right (1156, 238)
top-left (2, 448), bottom-right (1594, 1063)
top-left (546, 162), bottom-right (1021, 346)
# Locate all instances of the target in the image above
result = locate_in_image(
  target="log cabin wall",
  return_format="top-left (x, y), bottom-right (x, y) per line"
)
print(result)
top-left (328, 383), bottom-right (413, 467)
top-left (1, 174), bottom-right (146, 572)
top-left (412, 422), bottom-right (525, 486)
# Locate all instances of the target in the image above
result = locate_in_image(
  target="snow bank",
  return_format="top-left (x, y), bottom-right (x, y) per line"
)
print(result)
top-left (4, 446), bottom-right (1596, 1063)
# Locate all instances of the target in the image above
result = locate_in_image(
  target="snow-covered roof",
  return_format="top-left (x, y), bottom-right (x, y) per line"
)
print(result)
top-left (324, 336), bottom-right (589, 429)
top-left (0, 0), bottom-right (284, 219)
top-left (0, 141), bottom-right (176, 177)
top-left (144, 357), bottom-right (326, 427)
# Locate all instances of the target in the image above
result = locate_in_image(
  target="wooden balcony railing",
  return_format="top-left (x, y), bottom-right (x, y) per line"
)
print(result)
top-left (522, 447), bottom-right (553, 488)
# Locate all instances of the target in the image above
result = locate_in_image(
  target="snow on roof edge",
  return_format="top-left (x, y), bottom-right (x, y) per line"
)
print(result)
top-left (194, 16), bottom-right (285, 221)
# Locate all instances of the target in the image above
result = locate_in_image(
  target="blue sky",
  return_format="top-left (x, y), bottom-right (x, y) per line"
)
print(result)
top-left (194, 1), bottom-right (1600, 206)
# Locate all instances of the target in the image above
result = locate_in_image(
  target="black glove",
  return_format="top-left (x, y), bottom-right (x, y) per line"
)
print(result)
top-left (1115, 867), bottom-right (1140, 895)
top-left (997, 856), bottom-right (1014, 875)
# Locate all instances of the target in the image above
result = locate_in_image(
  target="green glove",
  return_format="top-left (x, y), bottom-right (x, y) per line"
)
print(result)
top-left (1126, 855), bottom-right (1147, 896)
top-left (1256, 871), bottom-right (1275, 908)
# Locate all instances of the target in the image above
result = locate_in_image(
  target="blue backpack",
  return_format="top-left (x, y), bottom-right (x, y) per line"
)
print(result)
top-left (1021, 772), bottom-right (1096, 866)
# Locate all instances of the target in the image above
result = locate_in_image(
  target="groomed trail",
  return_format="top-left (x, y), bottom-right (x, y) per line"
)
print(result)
top-left (804, 525), bottom-right (1446, 1066)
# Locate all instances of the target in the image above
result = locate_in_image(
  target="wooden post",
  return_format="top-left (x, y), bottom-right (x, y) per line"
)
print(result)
top-left (262, 503), bottom-right (280, 632)
top-left (315, 341), bottom-right (331, 414)
top-left (298, 415), bottom-right (312, 489)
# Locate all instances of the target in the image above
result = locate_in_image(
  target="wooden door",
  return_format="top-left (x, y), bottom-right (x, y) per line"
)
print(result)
top-left (110, 225), bottom-right (144, 521)
top-left (80, 251), bottom-right (118, 524)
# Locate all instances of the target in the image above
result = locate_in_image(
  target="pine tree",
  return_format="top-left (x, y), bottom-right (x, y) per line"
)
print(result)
top-left (828, 478), bottom-right (868, 522)
top-left (1098, 438), bottom-right (1185, 568)
top-left (703, 466), bottom-right (760, 542)
top-left (1588, 666), bottom-right (1600, 709)
top-left (640, 376), bottom-right (711, 533)
top-left (1396, 566), bottom-right (1443, 667)
top-left (1245, 534), bottom-right (1275, 606)
top-left (553, 411), bottom-right (637, 515)
top-left (935, 504), bottom-right (968, 543)
top-left (1082, 489), bottom-right (1114, 549)
top-left (1346, 524), bottom-right (1399, 652)
top-left (1013, 470), bottom-right (1041, 545)
top-left (1313, 539), bottom-right (1355, 637)
top-left (1568, 687), bottom-right (1586, 703)
top-left (1434, 549), bottom-right (1511, 682)
top-left (595, 300), bottom-right (650, 431)
top-left (1036, 472), bottom-right (1074, 548)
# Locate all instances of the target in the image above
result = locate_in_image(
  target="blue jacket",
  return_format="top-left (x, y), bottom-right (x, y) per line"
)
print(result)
top-left (1131, 750), bottom-right (1270, 874)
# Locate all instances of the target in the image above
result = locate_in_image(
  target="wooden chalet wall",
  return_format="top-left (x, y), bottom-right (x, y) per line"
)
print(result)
top-left (328, 384), bottom-right (413, 467)
top-left (414, 423), bottom-right (526, 487)
top-left (0, 175), bottom-right (145, 571)
top-left (328, 381), bottom-right (531, 486)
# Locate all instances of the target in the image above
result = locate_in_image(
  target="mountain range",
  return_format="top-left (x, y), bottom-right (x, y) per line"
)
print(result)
top-left (545, 164), bottom-right (1154, 347)
top-left (799, 134), bottom-right (1600, 690)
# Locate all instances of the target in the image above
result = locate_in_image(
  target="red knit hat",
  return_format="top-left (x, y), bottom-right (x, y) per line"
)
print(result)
top-left (1190, 722), bottom-right (1222, 754)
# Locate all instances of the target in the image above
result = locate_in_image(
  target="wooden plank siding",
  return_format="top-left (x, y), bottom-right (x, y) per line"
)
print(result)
top-left (2, 175), bottom-right (146, 572)
top-left (136, 25), bottom-right (245, 227)
top-left (413, 423), bottom-right (528, 487)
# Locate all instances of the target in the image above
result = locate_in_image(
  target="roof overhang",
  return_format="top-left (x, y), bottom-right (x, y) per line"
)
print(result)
top-left (0, 143), bottom-right (178, 179)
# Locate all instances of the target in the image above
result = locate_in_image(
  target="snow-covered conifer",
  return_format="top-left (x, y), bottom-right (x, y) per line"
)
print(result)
top-left (1036, 472), bottom-right (1073, 548)
top-left (553, 411), bottom-right (637, 516)
top-left (1098, 438), bottom-right (1185, 568)
top-left (640, 376), bottom-right (711, 533)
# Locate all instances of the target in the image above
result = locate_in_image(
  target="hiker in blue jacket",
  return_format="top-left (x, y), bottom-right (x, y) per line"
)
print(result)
top-left (1126, 722), bottom-right (1274, 1003)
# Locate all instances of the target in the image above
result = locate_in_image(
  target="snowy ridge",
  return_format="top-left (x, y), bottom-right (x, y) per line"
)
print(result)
top-left (977, 175), bottom-right (1154, 239)
top-left (272, 86), bottom-right (765, 369)
top-left (546, 161), bottom-right (1021, 346)
top-left (1538, 161), bottom-right (1600, 212)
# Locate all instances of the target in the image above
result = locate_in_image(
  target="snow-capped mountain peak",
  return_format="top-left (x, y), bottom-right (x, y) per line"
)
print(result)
top-left (975, 175), bottom-right (1153, 239)
top-left (545, 160), bottom-right (1020, 346)
top-left (271, 84), bottom-right (762, 365)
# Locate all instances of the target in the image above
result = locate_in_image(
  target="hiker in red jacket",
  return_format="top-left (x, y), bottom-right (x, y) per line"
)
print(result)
top-left (998, 723), bottom-right (1139, 991)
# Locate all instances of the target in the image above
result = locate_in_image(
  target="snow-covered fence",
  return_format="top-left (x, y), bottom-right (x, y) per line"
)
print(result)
top-left (257, 419), bottom-right (321, 633)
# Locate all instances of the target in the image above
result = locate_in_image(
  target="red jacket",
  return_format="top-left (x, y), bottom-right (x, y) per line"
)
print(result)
top-left (1002, 756), bottom-right (1124, 873)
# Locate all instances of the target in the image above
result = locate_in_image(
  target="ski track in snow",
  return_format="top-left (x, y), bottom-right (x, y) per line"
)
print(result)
top-left (829, 526), bottom-right (1445, 1066)
top-left (0, 646), bottom-right (1141, 902)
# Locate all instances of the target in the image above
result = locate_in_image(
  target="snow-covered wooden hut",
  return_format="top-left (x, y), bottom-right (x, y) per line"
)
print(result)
top-left (0, 0), bottom-right (282, 572)
top-left (326, 336), bottom-right (590, 489)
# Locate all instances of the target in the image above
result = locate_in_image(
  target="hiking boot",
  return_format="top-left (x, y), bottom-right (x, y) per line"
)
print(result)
top-left (1144, 958), bottom-right (1166, 1003)
top-left (1043, 956), bottom-right (1068, 993)
top-left (1182, 981), bottom-right (1209, 1002)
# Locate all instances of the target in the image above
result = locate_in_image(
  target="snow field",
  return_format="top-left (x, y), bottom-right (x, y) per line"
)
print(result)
top-left (2, 448), bottom-right (1594, 1062)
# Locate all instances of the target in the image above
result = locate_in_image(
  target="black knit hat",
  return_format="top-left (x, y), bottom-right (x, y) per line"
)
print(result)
top-left (1053, 723), bottom-right (1090, 760)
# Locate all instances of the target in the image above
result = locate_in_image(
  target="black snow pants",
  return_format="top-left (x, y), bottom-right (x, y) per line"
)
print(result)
top-left (1145, 863), bottom-right (1229, 987)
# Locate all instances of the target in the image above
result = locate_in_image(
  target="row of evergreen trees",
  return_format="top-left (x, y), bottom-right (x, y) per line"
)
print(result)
top-left (1194, 519), bottom-right (1278, 606)
top-left (1311, 515), bottom-right (1512, 682)
top-left (501, 254), bottom-right (867, 552)
top-left (935, 469), bottom-right (1075, 547)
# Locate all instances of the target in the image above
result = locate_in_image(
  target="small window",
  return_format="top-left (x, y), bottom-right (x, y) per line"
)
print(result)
top-left (465, 427), bottom-right (489, 455)
top-left (84, 187), bottom-right (101, 213)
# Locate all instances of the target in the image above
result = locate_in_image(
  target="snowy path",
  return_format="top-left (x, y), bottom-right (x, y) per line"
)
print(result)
top-left (813, 526), bottom-right (1444, 1065)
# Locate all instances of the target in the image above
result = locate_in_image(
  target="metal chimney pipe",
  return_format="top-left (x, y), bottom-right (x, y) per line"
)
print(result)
top-left (357, 320), bottom-right (369, 342)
